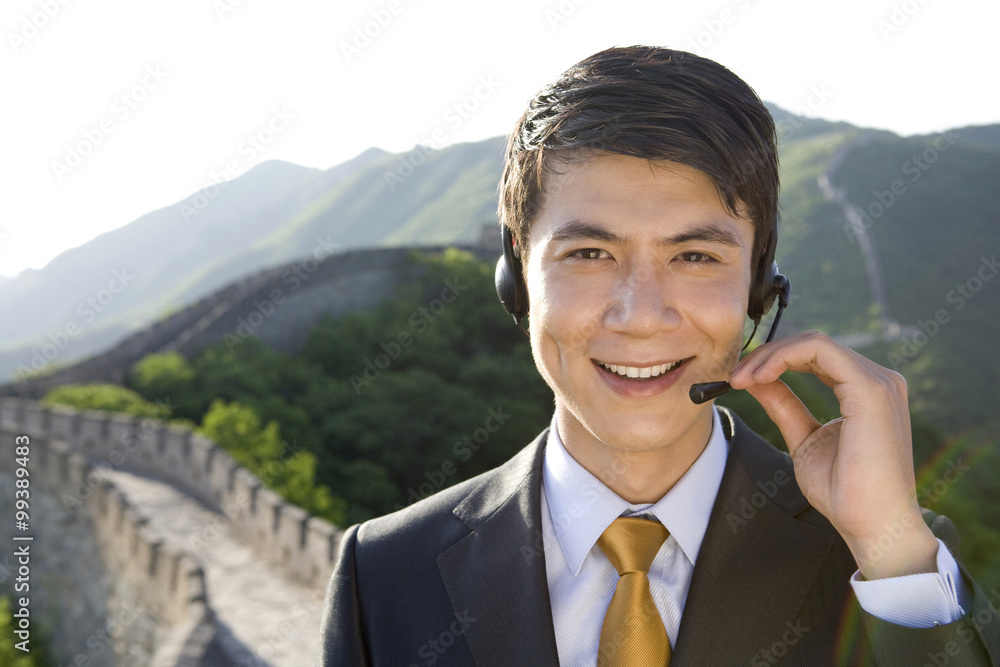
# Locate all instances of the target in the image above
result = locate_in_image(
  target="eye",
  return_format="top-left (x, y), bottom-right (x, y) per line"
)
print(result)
top-left (570, 248), bottom-right (610, 260)
top-left (679, 251), bottom-right (716, 263)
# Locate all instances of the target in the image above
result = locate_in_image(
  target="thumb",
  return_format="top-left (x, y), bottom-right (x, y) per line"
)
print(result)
top-left (743, 380), bottom-right (822, 454)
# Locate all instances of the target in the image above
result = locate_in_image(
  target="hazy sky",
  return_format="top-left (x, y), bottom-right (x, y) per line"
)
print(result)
top-left (3, 0), bottom-right (997, 278)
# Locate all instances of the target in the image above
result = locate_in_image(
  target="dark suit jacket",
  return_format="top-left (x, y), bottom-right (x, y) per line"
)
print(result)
top-left (318, 408), bottom-right (1000, 666)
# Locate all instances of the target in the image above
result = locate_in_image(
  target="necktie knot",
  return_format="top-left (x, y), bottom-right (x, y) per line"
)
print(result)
top-left (597, 516), bottom-right (669, 575)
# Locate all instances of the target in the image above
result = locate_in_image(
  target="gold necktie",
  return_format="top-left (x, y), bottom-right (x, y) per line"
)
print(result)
top-left (596, 517), bottom-right (671, 667)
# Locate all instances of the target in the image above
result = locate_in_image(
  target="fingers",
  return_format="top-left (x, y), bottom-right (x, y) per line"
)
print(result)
top-left (729, 331), bottom-right (841, 387)
top-left (742, 380), bottom-right (822, 454)
top-left (729, 332), bottom-right (905, 407)
top-left (727, 331), bottom-right (909, 448)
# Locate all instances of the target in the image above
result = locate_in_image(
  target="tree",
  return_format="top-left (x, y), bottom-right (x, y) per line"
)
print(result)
top-left (129, 351), bottom-right (198, 419)
top-left (42, 383), bottom-right (170, 419)
top-left (199, 400), bottom-right (345, 524)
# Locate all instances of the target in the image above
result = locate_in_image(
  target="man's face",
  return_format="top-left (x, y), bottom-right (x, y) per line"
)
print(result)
top-left (524, 153), bottom-right (755, 461)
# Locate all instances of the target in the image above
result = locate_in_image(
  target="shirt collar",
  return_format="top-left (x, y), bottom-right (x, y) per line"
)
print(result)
top-left (542, 409), bottom-right (729, 575)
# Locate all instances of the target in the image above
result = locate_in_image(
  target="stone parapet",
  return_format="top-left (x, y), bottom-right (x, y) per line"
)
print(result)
top-left (1, 398), bottom-right (341, 591)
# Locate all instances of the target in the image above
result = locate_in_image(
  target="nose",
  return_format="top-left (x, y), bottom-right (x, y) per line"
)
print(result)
top-left (603, 262), bottom-right (682, 337)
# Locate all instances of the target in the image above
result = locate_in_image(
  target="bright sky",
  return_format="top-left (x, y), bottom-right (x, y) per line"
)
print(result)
top-left (2, 0), bottom-right (997, 278)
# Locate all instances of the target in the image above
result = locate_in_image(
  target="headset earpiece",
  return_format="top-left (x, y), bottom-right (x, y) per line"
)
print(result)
top-left (747, 216), bottom-right (787, 325)
top-left (495, 224), bottom-right (528, 325)
top-left (748, 260), bottom-right (779, 324)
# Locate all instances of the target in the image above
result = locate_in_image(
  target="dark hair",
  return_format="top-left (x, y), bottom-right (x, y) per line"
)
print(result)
top-left (498, 46), bottom-right (779, 264)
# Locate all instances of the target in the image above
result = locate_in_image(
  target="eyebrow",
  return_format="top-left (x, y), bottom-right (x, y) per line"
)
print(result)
top-left (549, 220), bottom-right (624, 244)
top-left (667, 225), bottom-right (743, 247)
top-left (548, 220), bottom-right (744, 248)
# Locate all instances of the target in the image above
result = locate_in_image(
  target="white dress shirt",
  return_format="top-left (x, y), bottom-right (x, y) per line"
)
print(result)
top-left (540, 409), bottom-right (970, 666)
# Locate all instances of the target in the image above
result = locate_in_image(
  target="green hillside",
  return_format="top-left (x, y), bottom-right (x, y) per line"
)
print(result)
top-left (772, 128), bottom-right (876, 335)
top-left (832, 134), bottom-right (1000, 432)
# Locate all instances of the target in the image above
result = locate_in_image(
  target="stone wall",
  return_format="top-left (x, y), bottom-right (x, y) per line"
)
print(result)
top-left (1, 396), bottom-right (342, 664)
top-left (2, 398), bottom-right (341, 589)
top-left (0, 418), bottom-right (211, 665)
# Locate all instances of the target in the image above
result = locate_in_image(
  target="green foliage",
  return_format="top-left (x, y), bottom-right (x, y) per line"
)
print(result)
top-left (41, 383), bottom-right (169, 419)
top-left (0, 596), bottom-right (49, 666)
top-left (128, 340), bottom-right (325, 453)
top-left (199, 399), bottom-right (344, 524)
top-left (200, 399), bottom-right (282, 467)
top-left (130, 351), bottom-right (194, 410)
top-left (911, 426), bottom-right (1000, 595)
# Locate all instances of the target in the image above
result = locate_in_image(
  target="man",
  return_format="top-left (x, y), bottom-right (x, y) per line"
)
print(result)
top-left (318, 46), bottom-right (1000, 665)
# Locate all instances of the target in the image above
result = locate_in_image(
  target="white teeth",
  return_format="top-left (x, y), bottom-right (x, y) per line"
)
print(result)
top-left (600, 360), bottom-right (682, 378)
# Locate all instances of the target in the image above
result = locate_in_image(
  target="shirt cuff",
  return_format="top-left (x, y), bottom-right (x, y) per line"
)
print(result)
top-left (850, 539), bottom-right (971, 628)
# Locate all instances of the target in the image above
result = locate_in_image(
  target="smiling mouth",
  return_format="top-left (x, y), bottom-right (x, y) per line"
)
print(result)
top-left (593, 358), bottom-right (690, 379)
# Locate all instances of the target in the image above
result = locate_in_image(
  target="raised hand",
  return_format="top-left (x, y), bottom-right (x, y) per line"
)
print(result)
top-left (728, 331), bottom-right (939, 580)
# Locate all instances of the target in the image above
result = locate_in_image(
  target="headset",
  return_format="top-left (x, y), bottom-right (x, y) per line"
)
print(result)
top-left (494, 224), bottom-right (527, 326)
top-left (495, 216), bottom-right (792, 403)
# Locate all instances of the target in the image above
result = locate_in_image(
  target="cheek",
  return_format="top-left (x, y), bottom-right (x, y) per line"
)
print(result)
top-left (530, 279), bottom-right (590, 354)
top-left (680, 280), bottom-right (749, 344)
top-left (527, 269), bottom-right (606, 380)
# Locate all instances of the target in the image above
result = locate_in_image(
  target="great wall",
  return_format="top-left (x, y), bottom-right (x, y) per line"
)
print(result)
top-left (0, 396), bottom-right (338, 665)
top-left (0, 239), bottom-right (501, 665)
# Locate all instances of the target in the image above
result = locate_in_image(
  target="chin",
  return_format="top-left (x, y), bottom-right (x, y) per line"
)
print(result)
top-left (568, 396), bottom-right (711, 454)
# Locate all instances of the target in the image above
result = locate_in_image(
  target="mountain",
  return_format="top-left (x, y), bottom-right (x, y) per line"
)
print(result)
top-left (1, 110), bottom-right (997, 434)
top-left (945, 124), bottom-right (1000, 148)
top-left (829, 130), bottom-right (1000, 432)
top-left (0, 139), bottom-right (506, 383)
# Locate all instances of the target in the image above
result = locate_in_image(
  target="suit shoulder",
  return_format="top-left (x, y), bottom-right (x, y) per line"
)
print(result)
top-left (357, 469), bottom-right (487, 548)
top-left (355, 432), bottom-right (546, 555)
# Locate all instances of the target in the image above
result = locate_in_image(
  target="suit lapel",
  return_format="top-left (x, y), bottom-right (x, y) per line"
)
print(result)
top-left (672, 409), bottom-right (836, 665)
top-left (437, 431), bottom-right (560, 666)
